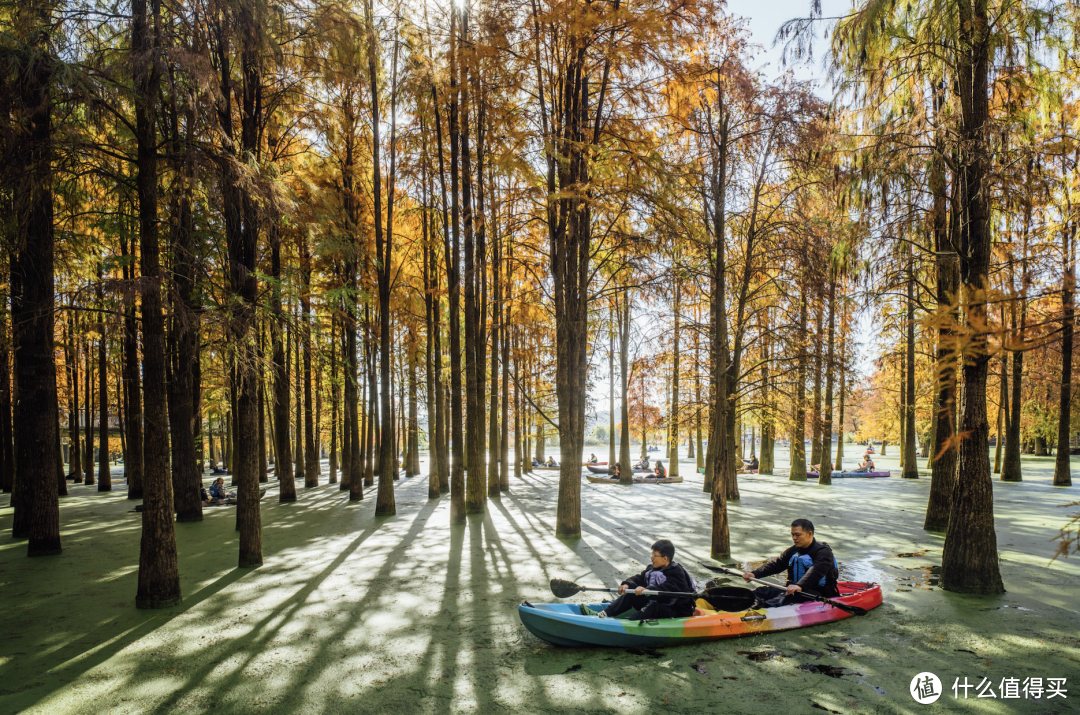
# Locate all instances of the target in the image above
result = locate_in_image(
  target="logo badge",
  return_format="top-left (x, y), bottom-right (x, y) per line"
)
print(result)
top-left (910, 672), bottom-right (942, 704)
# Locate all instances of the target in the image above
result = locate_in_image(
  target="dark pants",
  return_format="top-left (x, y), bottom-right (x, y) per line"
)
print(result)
top-left (601, 593), bottom-right (692, 621)
top-left (752, 584), bottom-right (839, 607)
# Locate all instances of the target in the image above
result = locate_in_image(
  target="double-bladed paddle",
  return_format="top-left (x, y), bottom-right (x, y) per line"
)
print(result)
top-left (703, 565), bottom-right (868, 616)
top-left (550, 578), bottom-right (701, 599)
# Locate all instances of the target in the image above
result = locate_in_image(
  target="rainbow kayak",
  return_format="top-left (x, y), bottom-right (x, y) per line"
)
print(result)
top-left (518, 581), bottom-right (882, 647)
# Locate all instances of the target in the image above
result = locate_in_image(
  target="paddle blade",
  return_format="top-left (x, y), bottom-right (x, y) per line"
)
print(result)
top-left (549, 578), bottom-right (584, 598)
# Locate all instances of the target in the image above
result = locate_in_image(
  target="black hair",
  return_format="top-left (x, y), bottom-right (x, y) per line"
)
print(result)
top-left (652, 539), bottom-right (675, 560)
top-left (790, 518), bottom-right (815, 533)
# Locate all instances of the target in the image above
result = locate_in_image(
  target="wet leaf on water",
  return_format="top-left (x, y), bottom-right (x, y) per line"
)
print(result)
top-left (625, 647), bottom-right (663, 658)
top-left (799, 664), bottom-right (860, 678)
top-left (811, 704), bottom-right (840, 714)
top-left (690, 663), bottom-right (708, 675)
top-left (737, 650), bottom-right (779, 662)
top-left (563, 664), bottom-right (582, 673)
top-left (893, 551), bottom-right (927, 558)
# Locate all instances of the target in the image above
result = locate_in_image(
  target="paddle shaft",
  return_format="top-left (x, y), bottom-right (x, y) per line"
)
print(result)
top-left (710, 566), bottom-right (867, 616)
top-left (578, 586), bottom-right (700, 598)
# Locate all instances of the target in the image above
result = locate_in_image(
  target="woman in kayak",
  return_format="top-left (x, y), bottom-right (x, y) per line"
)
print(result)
top-left (584, 539), bottom-right (695, 620)
top-left (588, 454), bottom-right (597, 464)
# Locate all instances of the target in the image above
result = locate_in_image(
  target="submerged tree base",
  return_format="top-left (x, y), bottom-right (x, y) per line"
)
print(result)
top-left (135, 595), bottom-right (183, 609)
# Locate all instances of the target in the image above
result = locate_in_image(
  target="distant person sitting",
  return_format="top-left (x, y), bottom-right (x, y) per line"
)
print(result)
top-left (634, 457), bottom-right (650, 470)
top-left (738, 455), bottom-right (759, 473)
top-left (588, 454), bottom-right (598, 464)
top-left (532, 458), bottom-right (540, 467)
top-left (545, 456), bottom-right (558, 467)
top-left (849, 455), bottom-right (875, 473)
top-left (612, 463), bottom-right (622, 479)
top-left (209, 477), bottom-right (235, 503)
top-left (654, 460), bottom-right (667, 479)
top-left (208, 478), bottom-right (266, 504)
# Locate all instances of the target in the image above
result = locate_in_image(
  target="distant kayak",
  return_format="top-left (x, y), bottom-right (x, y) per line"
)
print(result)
top-left (808, 470), bottom-right (891, 478)
top-left (585, 474), bottom-right (683, 485)
top-left (586, 464), bottom-right (652, 475)
top-left (582, 461), bottom-right (608, 466)
top-left (519, 581), bottom-right (882, 647)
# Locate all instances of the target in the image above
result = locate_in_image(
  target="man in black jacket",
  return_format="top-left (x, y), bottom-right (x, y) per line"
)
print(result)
top-left (743, 518), bottom-right (839, 606)
top-left (589, 539), bottom-right (696, 620)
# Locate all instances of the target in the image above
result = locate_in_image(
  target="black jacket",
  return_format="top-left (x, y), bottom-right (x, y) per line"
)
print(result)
top-left (752, 539), bottom-right (838, 591)
top-left (621, 561), bottom-right (695, 609)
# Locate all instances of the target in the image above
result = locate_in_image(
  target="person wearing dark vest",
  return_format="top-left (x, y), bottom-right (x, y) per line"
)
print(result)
top-left (742, 518), bottom-right (839, 606)
top-left (653, 460), bottom-right (666, 479)
top-left (583, 539), bottom-right (696, 620)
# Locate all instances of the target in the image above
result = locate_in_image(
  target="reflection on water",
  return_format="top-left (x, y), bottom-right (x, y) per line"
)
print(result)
top-left (839, 553), bottom-right (899, 584)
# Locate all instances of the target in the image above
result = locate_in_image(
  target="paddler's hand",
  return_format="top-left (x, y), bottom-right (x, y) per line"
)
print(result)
top-left (785, 584), bottom-right (802, 596)
top-left (634, 586), bottom-right (645, 596)
top-left (742, 572), bottom-right (754, 583)
top-left (617, 584), bottom-right (628, 596)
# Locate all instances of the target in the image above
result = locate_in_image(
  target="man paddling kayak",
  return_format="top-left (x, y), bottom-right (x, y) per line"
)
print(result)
top-left (583, 539), bottom-right (695, 620)
top-left (741, 518), bottom-right (839, 606)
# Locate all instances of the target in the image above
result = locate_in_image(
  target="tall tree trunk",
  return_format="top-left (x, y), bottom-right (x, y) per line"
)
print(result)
top-left (422, 155), bottom-right (439, 497)
top-left (10, 0), bottom-right (60, 554)
top-left (669, 285), bottom-right (680, 476)
top-left (133, 0), bottom-right (180, 604)
top-left (447, 9), bottom-right (465, 520)
top-left (371, 0), bottom-right (397, 516)
top-left (760, 307), bottom-right (774, 475)
top-left (500, 220), bottom-right (511, 492)
top-left (121, 236), bottom-right (143, 498)
top-left (302, 237), bottom-right (318, 487)
top-left (460, 8), bottom-right (485, 515)
top-left (487, 185), bottom-right (501, 499)
top-left (835, 301), bottom-right (847, 471)
top-left (408, 329), bottom-right (420, 479)
top-left (994, 352), bottom-right (1006, 473)
top-left (270, 217), bottom-right (295, 502)
top-left (810, 303), bottom-right (822, 469)
top-left (293, 305), bottom-right (305, 486)
top-left (790, 277), bottom-right (809, 482)
top-left (97, 285), bottom-right (111, 491)
top-left (902, 240), bottom-right (919, 479)
top-left (618, 293), bottom-right (632, 484)
top-left (84, 335), bottom-right (95, 486)
top-left (820, 270), bottom-right (836, 484)
top-left (1053, 203), bottom-right (1074, 486)
top-left (65, 314), bottom-right (81, 484)
top-left (609, 305), bottom-right (616, 468)
top-left (924, 159), bottom-right (959, 529)
top-left (329, 317), bottom-right (338, 485)
top-left (167, 104), bottom-right (202, 521)
top-left (941, 0), bottom-right (1004, 594)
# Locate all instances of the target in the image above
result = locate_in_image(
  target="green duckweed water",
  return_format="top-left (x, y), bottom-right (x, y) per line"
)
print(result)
top-left (0, 449), bottom-right (1076, 714)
